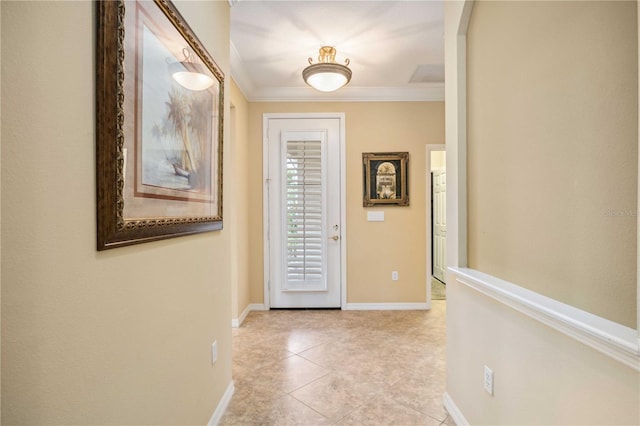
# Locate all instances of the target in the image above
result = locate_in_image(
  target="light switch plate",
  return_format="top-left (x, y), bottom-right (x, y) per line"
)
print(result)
top-left (367, 211), bottom-right (384, 222)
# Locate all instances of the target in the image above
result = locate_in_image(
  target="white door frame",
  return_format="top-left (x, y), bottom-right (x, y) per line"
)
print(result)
top-left (262, 113), bottom-right (347, 309)
top-left (426, 144), bottom-right (446, 307)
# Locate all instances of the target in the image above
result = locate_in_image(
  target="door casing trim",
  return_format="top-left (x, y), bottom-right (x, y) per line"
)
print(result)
top-left (262, 113), bottom-right (347, 309)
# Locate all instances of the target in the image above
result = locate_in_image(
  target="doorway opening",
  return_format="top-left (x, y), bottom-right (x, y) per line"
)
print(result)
top-left (426, 145), bottom-right (446, 301)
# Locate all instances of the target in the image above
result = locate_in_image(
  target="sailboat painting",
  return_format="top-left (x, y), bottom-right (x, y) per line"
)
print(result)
top-left (96, 0), bottom-right (224, 250)
top-left (137, 19), bottom-right (217, 203)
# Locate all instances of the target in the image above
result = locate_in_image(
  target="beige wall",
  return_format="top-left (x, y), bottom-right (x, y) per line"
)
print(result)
top-left (1, 0), bottom-right (3, 420)
top-left (230, 80), bottom-right (251, 321)
top-left (447, 280), bottom-right (640, 425)
top-left (444, 1), bottom-right (640, 425)
top-left (1, 1), bottom-right (232, 424)
top-left (467, 0), bottom-right (638, 327)
top-left (248, 102), bottom-right (445, 305)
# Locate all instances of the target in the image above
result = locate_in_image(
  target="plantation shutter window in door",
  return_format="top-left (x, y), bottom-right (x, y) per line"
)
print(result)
top-left (282, 136), bottom-right (327, 291)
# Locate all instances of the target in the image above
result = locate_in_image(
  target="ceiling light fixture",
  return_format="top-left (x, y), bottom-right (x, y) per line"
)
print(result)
top-left (170, 48), bottom-right (214, 91)
top-left (302, 46), bottom-right (352, 92)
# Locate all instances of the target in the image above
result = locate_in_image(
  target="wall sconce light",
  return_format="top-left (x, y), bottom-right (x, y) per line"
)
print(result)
top-left (170, 48), bottom-right (214, 91)
top-left (302, 46), bottom-right (352, 92)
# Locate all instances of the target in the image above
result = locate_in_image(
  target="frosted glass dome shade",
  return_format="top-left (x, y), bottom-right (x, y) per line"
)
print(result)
top-left (302, 47), bottom-right (352, 92)
top-left (303, 65), bottom-right (351, 92)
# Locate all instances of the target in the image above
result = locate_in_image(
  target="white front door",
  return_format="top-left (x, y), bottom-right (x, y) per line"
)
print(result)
top-left (266, 116), bottom-right (342, 308)
top-left (433, 169), bottom-right (447, 283)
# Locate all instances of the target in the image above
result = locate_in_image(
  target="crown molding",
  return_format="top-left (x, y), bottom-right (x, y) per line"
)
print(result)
top-left (230, 77), bottom-right (444, 102)
top-left (247, 85), bottom-right (444, 102)
top-left (229, 41), bottom-right (253, 100)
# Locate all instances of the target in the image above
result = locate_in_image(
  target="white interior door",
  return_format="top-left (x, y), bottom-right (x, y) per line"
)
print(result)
top-left (266, 117), bottom-right (342, 308)
top-left (433, 169), bottom-right (447, 283)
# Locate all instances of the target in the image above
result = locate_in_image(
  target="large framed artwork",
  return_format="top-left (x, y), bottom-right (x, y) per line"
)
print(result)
top-left (363, 152), bottom-right (409, 207)
top-left (96, 0), bottom-right (224, 250)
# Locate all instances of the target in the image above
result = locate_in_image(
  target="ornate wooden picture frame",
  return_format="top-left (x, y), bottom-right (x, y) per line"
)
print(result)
top-left (96, 0), bottom-right (224, 250)
top-left (363, 152), bottom-right (409, 207)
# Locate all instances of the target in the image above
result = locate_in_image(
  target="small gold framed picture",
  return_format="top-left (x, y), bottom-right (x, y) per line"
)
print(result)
top-left (362, 152), bottom-right (409, 207)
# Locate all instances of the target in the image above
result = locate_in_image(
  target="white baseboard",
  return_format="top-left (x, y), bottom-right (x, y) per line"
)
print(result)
top-left (231, 304), bottom-right (267, 328)
top-left (443, 392), bottom-right (469, 426)
top-left (207, 380), bottom-right (235, 426)
top-left (343, 302), bottom-right (429, 311)
top-left (233, 302), bottom-right (429, 318)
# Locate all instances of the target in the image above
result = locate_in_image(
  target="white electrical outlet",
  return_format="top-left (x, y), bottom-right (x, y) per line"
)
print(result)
top-left (392, 271), bottom-right (399, 281)
top-left (211, 341), bottom-right (218, 365)
top-left (484, 365), bottom-right (493, 395)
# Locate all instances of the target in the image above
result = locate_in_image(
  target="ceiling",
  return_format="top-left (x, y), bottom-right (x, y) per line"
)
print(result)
top-left (229, 0), bottom-right (444, 102)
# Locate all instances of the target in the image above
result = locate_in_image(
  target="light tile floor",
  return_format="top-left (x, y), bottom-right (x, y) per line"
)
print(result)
top-left (220, 301), bottom-right (453, 426)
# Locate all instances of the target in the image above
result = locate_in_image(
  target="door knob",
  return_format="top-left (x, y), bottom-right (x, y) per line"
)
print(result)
top-left (330, 235), bottom-right (340, 241)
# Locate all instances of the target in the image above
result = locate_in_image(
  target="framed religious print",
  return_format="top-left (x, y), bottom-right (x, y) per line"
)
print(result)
top-left (362, 152), bottom-right (409, 207)
top-left (96, 0), bottom-right (224, 250)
